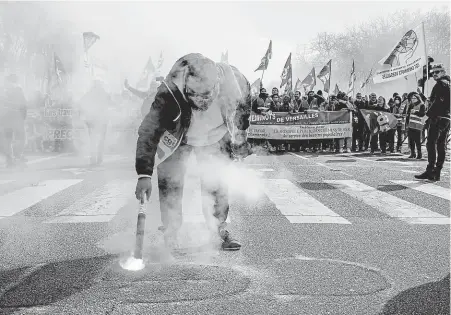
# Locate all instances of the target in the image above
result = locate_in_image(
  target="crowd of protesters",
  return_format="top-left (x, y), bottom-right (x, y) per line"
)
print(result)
top-left (1, 66), bottom-right (448, 170)
top-left (0, 74), bottom-right (148, 168)
top-left (250, 86), bottom-right (435, 158)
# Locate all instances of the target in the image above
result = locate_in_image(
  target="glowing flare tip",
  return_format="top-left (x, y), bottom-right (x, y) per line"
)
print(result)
top-left (119, 256), bottom-right (145, 271)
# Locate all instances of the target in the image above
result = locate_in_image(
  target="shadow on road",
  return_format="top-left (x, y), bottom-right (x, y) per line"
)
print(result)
top-left (379, 273), bottom-right (450, 315)
top-left (0, 255), bottom-right (117, 314)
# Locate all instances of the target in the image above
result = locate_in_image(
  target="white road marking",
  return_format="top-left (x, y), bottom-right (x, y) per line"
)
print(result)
top-left (61, 168), bottom-right (92, 175)
top-left (182, 173), bottom-right (231, 224)
top-left (391, 180), bottom-right (451, 201)
top-left (262, 179), bottom-right (351, 224)
top-left (289, 152), bottom-right (352, 176)
top-left (349, 155), bottom-right (416, 166)
top-left (401, 170), bottom-right (419, 174)
top-left (325, 180), bottom-right (449, 225)
top-left (45, 180), bottom-right (135, 223)
top-left (256, 168), bottom-right (275, 172)
top-left (27, 153), bottom-right (71, 165)
top-left (288, 152), bottom-right (308, 160)
top-left (0, 180), bottom-right (83, 219)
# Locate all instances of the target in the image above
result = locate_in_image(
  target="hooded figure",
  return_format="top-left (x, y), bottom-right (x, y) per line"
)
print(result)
top-left (135, 53), bottom-right (251, 251)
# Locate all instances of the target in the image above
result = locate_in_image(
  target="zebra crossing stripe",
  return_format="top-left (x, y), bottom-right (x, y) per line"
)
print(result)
top-left (182, 174), bottom-right (231, 224)
top-left (0, 180), bottom-right (83, 219)
top-left (257, 168), bottom-right (275, 172)
top-left (325, 180), bottom-right (449, 225)
top-left (262, 179), bottom-right (351, 224)
top-left (45, 180), bottom-right (135, 223)
top-left (390, 180), bottom-right (450, 201)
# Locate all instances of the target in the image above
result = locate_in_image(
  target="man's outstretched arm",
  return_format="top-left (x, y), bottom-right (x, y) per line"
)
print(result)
top-left (125, 79), bottom-right (149, 100)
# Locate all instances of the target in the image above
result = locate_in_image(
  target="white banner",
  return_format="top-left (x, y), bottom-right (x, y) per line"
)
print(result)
top-left (373, 23), bottom-right (426, 84)
top-left (247, 124), bottom-right (352, 140)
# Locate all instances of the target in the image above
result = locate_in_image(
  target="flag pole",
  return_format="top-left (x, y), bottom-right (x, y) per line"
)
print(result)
top-left (261, 69), bottom-right (265, 88)
top-left (422, 21), bottom-right (428, 96)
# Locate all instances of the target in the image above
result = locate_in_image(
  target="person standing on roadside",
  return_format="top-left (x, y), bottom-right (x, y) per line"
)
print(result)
top-left (415, 64), bottom-right (450, 181)
top-left (0, 74), bottom-right (27, 167)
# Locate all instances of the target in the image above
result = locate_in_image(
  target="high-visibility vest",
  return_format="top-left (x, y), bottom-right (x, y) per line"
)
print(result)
top-left (408, 114), bottom-right (427, 130)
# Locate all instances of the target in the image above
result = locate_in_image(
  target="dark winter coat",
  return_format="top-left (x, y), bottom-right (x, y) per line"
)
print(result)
top-left (427, 75), bottom-right (450, 119)
top-left (135, 54), bottom-right (251, 177)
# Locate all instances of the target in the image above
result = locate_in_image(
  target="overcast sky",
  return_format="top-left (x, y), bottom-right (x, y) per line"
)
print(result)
top-left (43, 0), bottom-right (449, 87)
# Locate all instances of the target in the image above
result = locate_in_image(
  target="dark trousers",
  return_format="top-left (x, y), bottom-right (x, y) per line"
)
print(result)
top-left (352, 122), bottom-right (365, 150)
top-left (371, 132), bottom-right (387, 152)
top-left (363, 125), bottom-right (371, 150)
top-left (426, 118), bottom-right (450, 171)
top-left (408, 128), bottom-right (422, 156)
top-left (157, 135), bottom-right (231, 233)
top-left (396, 126), bottom-right (403, 150)
top-left (387, 129), bottom-right (396, 152)
top-left (387, 126), bottom-right (402, 152)
top-left (86, 121), bottom-right (108, 164)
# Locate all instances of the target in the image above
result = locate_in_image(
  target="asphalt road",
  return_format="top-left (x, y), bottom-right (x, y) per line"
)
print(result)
top-left (0, 149), bottom-right (449, 315)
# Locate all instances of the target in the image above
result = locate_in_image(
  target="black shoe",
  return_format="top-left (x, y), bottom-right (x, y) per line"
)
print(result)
top-left (414, 171), bottom-right (435, 181)
top-left (408, 154), bottom-right (416, 159)
top-left (416, 154), bottom-right (422, 160)
top-left (432, 168), bottom-right (441, 181)
top-left (219, 229), bottom-right (241, 251)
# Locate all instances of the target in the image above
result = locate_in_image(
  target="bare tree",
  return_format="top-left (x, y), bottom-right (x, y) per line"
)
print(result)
top-left (302, 7), bottom-right (450, 96)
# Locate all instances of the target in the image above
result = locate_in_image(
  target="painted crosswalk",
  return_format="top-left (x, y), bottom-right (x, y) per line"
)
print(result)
top-left (0, 173), bottom-right (449, 226)
top-left (262, 179), bottom-right (351, 224)
top-left (0, 180), bottom-right (83, 219)
top-left (390, 180), bottom-right (450, 201)
top-left (324, 180), bottom-right (449, 225)
top-left (45, 180), bottom-right (136, 223)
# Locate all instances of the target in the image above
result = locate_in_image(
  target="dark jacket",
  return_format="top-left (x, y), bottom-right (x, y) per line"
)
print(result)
top-left (251, 94), bottom-right (271, 114)
top-left (292, 99), bottom-right (304, 112)
top-left (427, 75), bottom-right (450, 119)
top-left (354, 100), bottom-right (367, 111)
top-left (335, 99), bottom-right (350, 111)
top-left (366, 100), bottom-right (379, 110)
top-left (353, 100), bottom-right (367, 125)
top-left (275, 103), bottom-right (290, 112)
top-left (135, 57), bottom-right (251, 177)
